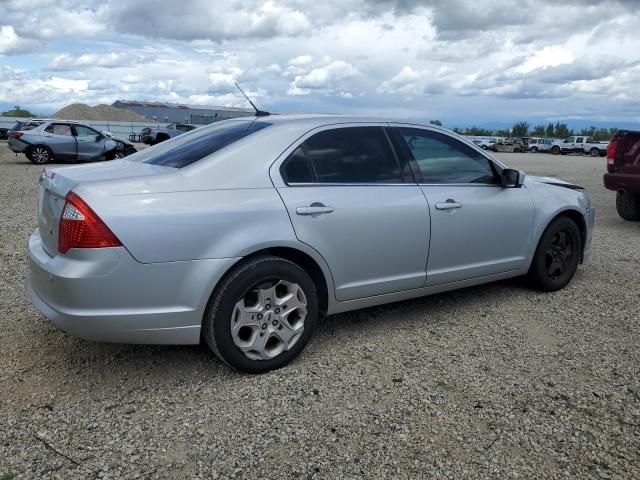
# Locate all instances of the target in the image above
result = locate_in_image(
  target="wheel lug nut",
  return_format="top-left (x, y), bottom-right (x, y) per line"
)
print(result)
top-left (261, 323), bottom-right (267, 330)
top-left (272, 320), bottom-right (278, 326)
top-left (265, 304), bottom-right (271, 310)
top-left (274, 308), bottom-right (280, 314)
top-left (257, 314), bottom-right (263, 320)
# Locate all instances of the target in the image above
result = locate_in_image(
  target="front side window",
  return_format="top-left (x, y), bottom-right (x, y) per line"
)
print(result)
top-left (396, 127), bottom-right (497, 184)
top-left (132, 119), bottom-right (271, 168)
top-left (304, 127), bottom-right (402, 183)
top-left (74, 125), bottom-right (99, 138)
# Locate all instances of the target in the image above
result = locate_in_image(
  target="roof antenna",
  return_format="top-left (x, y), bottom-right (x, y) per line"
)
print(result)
top-left (234, 82), bottom-right (270, 117)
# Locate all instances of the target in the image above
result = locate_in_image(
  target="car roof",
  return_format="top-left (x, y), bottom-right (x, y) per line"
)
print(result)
top-left (223, 113), bottom-right (457, 135)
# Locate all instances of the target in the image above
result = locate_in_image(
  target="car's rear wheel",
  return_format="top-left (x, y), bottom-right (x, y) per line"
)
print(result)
top-left (481, 145), bottom-right (487, 150)
top-left (589, 148), bottom-right (600, 157)
top-left (616, 191), bottom-right (640, 221)
top-left (528, 217), bottom-right (581, 292)
top-left (551, 146), bottom-right (560, 155)
top-left (202, 256), bottom-right (318, 373)
top-left (28, 145), bottom-right (53, 164)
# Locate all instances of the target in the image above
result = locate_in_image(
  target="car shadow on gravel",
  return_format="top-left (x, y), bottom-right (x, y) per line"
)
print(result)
top-left (36, 273), bottom-right (576, 385)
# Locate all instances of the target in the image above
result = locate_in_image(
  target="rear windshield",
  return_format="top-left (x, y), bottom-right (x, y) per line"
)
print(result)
top-left (132, 119), bottom-right (271, 168)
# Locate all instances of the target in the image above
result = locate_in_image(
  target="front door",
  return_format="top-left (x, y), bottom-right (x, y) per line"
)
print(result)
top-left (275, 125), bottom-right (431, 301)
top-left (390, 125), bottom-right (534, 286)
top-left (74, 125), bottom-right (105, 162)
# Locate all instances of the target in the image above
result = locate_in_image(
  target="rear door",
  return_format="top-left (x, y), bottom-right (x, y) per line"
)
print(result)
top-left (74, 125), bottom-right (106, 162)
top-left (274, 125), bottom-right (431, 301)
top-left (390, 125), bottom-right (534, 286)
top-left (42, 123), bottom-right (77, 160)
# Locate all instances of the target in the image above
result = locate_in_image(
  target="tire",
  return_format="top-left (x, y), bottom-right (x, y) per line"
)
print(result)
top-left (202, 256), bottom-right (319, 374)
top-left (155, 134), bottom-right (169, 144)
top-left (531, 147), bottom-right (538, 153)
top-left (616, 191), bottom-right (640, 221)
top-left (481, 145), bottom-right (487, 150)
top-left (551, 146), bottom-right (560, 155)
top-left (28, 145), bottom-right (53, 164)
top-left (589, 148), bottom-right (600, 157)
top-left (528, 217), bottom-right (582, 292)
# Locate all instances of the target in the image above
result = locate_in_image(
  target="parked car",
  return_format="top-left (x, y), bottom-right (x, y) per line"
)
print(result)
top-left (27, 115), bottom-right (594, 373)
top-left (529, 138), bottom-right (555, 153)
top-left (551, 136), bottom-right (609, 156)
top-left (0, 128), bottom-right (7, 140)
top-left (7, 120), bottom-right (137, 164)
top-left (603, 129), bottom-right (640, 220)
top-left (140, 123), bottom-right (197, 145)
top-left (494, 139), bottom-right (525, 153)
top-left (473, 137), bottom-right (497, 150)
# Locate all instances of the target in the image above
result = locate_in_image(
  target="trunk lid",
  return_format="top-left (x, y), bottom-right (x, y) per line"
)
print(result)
top-left (37, 160), bottom-right (174, 256)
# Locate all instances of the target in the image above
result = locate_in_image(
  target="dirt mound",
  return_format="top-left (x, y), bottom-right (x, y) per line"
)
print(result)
top-left (54, 103), bottom-right (147, 122)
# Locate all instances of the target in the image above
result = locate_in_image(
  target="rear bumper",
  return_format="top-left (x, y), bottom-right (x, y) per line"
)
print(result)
top-left (603, 173), bottom-right (640, 192)
top-left (26, 230), bottom-right (240, 345)
top-left (8, 137), bottom-right (28, 153)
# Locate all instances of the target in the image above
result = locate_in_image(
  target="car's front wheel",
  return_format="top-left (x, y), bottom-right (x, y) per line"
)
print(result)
top-left (528, 217), bottom-right (581, 291)
top-left (28, 145), bottom-right (53, 164)
top-left (530, 147), bottom-right (538, 153)
top-left (202, 256), bottom-right (319, 373)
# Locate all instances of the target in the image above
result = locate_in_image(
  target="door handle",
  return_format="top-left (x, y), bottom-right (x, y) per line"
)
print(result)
top-left (296, 204), bottom-right (335, 216)
top-left (435, 199), bottom-right (463, 210)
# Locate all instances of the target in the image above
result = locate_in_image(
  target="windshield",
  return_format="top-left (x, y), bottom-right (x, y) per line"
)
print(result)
top-left (130, 119), bottom-right (271, 168)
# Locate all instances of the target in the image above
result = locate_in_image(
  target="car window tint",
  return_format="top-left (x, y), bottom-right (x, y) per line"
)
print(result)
top-left (136, 120), bottom-right (271, 168)
top-left (305, 127), bottom-right (402, 184)
top-left (74, 125), bottom-right (99, 137)
top-left (397, 128), bottom-right (497, 184)
top-left (282, 146), bottom-right (315, 183)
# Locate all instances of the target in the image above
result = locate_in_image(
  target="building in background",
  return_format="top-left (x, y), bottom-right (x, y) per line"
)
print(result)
top-left (112, 100), bottom-right (255, 125)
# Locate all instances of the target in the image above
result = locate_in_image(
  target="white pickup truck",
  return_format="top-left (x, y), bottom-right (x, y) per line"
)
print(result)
top-left (550, 136), bottom-right (609, 157)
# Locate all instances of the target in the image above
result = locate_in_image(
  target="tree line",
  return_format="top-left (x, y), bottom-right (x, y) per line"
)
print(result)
top-left (430, 120), bottom-right (617, 141)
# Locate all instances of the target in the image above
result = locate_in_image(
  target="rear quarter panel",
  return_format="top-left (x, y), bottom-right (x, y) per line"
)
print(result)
top-left (79, 187), bottom-right (301, 264)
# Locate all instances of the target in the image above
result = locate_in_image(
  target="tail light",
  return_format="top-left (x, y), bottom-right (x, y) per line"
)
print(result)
top-left (9, 131), bottom-right (23, 139)
top-left (606, 137), bottom-right (618, 172)
top-left (59, 192), bottom-right (122, 254)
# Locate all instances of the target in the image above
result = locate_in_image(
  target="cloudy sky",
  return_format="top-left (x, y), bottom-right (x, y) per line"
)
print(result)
top-left (1, 0), bottom-right (639, 126)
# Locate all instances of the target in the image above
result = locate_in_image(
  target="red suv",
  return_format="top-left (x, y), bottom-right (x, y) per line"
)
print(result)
top-left (604, 130), bottom-right (640, 220)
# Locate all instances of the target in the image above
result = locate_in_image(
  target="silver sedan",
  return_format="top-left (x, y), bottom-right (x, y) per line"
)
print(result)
top-left (27, 115), bottom-right (595, 373)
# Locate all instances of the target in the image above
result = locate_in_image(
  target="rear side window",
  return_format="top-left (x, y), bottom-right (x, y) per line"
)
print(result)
top-left (395, 127), bottom-right (497, 184)
top-left (282, 146), bottom-right (315, 183)
top-left (46, 124), bottom-right (73, 136)
top-left (135, 120), bottom-right (271, 168)
top-left (306, 127), bottom-right (402, 183)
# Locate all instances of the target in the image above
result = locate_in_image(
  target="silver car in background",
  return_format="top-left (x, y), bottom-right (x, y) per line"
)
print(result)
top-left (8, 120), bottom-right (136, 164)
top-left (27, 115), bottom-right (595, 373)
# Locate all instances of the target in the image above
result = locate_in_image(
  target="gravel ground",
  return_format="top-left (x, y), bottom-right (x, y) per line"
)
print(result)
top-left (0, 144), bottom-right (638, 479)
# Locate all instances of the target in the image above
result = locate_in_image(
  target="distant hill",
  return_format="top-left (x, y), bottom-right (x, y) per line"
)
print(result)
top-left (53, 103), bottom-right (146, 122)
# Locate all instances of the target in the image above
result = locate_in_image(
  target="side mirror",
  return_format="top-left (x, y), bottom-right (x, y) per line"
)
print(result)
top-left (502, 168), bottom-right (525, 188)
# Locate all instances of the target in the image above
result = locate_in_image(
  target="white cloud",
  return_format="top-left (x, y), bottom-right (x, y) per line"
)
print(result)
top-left (0, 25), bottom-right (39, 55)
top-left (1, 0), bottom-right (639, 125)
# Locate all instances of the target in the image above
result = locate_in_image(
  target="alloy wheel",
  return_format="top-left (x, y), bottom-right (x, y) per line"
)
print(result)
top-left (31, 147), bottom-right (50, 164)
top-left (230, 280), bottom-right (307, 360)
top-left (544, 230), bottom-right (575, 280)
